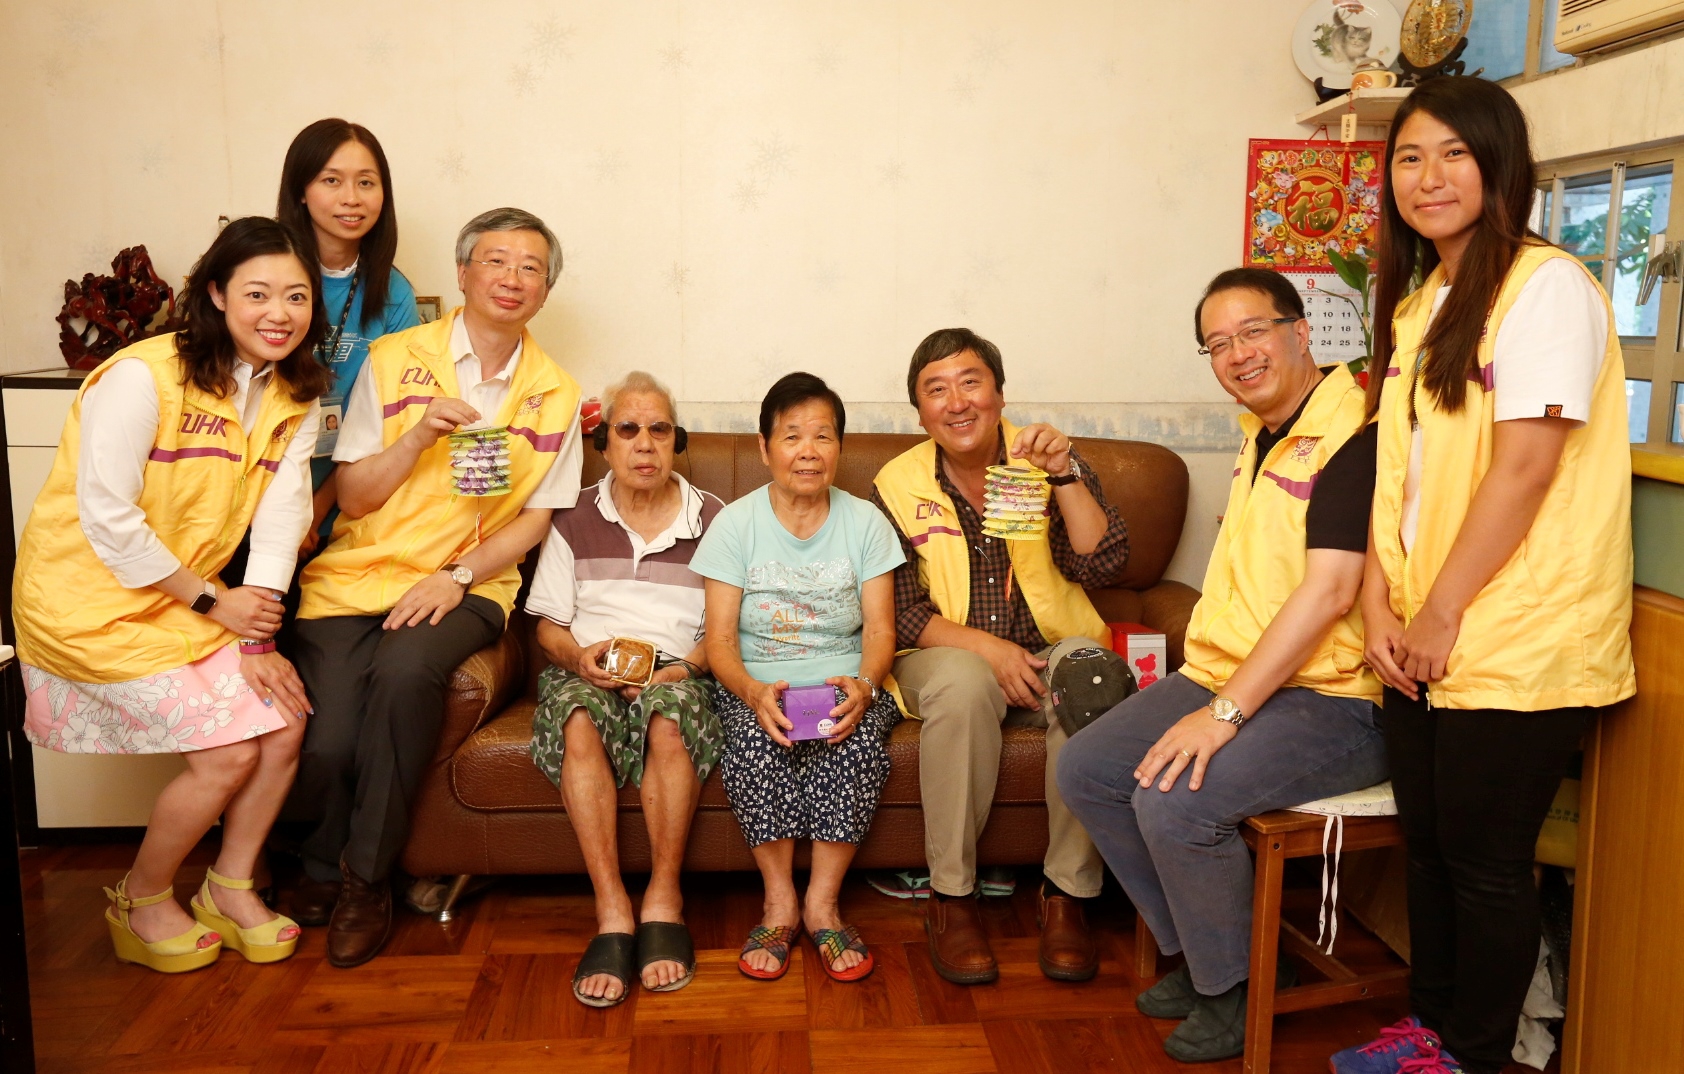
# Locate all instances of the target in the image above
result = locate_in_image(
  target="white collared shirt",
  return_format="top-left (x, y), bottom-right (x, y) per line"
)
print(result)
top-left (526, 472), bottom-right (722, 659)
top-left (333, 314), bottom-right (583, 508)
top-left (76, 357), bottom-right (321, 591)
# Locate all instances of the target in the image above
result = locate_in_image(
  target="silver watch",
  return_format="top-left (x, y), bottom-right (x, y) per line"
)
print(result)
top-left (1210, 696), bottom-right (1247, 728)
top-left (442, 563), bottom-right (473, 587)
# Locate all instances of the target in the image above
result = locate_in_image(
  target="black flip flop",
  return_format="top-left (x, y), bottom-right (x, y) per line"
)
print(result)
top-left (573, 932), bottom-right (637, 1008)
top-left (636, 921), bottom-right (696, 993)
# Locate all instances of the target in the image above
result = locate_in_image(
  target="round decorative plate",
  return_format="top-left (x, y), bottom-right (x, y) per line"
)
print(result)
top-left (1401, 0), bottom-right (1474, 67)
top-left (1292, 0), bottom-right (1403, 90)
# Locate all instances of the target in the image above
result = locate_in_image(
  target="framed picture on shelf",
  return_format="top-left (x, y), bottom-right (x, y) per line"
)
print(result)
top-left (415, 296), bottom-right (443, 323)
top-left (1243, 138), bottom-right (1384, 273)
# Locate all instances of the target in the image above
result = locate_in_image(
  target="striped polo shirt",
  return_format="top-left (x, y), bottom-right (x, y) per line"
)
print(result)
top-left (525, 473), bottom-right (724, 659)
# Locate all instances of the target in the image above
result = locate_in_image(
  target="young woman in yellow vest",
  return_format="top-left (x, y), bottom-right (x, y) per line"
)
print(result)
top-left (13, 218), bottom-right (329, 973)
top-left (1332, 78), bottom-right (1636, 1074)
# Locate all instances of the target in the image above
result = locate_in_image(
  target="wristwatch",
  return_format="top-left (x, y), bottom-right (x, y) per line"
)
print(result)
top-left (189, 582), bottom-right (218, 616)
top-left (1047, 457), bottom-right (1082, 486)
top-left (1210, 696), bottom-right (1248, 728)
top-left (857, 674), bottom-right (881, 704)
top-left (442, 563), bottom-right (473, 587)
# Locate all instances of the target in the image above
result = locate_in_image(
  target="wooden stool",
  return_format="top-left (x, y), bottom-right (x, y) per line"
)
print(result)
top-left (1133, 809), bottom-right (1410, 1074)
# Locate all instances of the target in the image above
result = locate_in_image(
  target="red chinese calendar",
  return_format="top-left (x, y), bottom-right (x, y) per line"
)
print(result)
top-left (1243, 139), bottom-right (1383, 273)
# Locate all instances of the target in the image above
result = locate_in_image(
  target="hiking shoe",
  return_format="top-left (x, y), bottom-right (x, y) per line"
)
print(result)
top-left (1140, 960), bottom-right (1297, 1020)
top-left (867, 871), bottom-right (932, 900)
top-left (1163, 980), bottom-right (1247, 1063)
top-left (1395, 1050), bottom-right (1465, 1073)
top-left (1137, 963), bottom-right (1198, 1019)
top-left (1329, 1017), bottom-right (1444, 1073)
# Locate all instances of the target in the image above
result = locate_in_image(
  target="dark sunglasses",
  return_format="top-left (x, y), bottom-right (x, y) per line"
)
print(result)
top-left (610, 420), bottom-right (676, 440)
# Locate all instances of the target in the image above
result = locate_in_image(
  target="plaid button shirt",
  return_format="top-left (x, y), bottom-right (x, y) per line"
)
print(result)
top-left (871, 441), bottom-right (1129, 651)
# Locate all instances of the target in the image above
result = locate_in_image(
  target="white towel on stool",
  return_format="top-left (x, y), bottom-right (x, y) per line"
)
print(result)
top-left (1288, 782), bottom-right (1398, 954)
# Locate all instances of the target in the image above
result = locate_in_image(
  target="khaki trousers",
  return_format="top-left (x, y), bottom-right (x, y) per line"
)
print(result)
top-left (892, 637), bottom-right (1105, 898)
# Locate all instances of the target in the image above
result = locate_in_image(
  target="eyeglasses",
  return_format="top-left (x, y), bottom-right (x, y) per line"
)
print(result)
top-left (609, 420), bottom-right (676, 440)
top-left (1199, 317), bottom-right (1298, 359)
top-left (467, 257), bottom-right (549, 284)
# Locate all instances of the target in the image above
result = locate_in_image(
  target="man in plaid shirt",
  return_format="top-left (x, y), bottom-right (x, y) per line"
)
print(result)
top-left (870, 328), bottom-right (1129, 987)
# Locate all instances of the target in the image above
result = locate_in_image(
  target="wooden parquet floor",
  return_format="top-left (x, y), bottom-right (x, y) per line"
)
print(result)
top-left (19, 841), bottom-right (1554, 1074)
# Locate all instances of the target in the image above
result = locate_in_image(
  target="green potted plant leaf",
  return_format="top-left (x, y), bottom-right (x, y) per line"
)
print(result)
top-left (1324, 246), bottom-right (1374, 386)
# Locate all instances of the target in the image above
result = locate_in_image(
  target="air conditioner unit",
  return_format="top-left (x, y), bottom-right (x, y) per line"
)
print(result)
top-left (1555, 0), bottom-right (1684, 55)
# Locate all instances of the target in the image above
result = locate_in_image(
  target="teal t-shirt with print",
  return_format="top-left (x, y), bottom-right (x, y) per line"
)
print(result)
top-left (311, 266), bottom-right (421, 488)
top-left (690, 485), bottom-right (905, 686)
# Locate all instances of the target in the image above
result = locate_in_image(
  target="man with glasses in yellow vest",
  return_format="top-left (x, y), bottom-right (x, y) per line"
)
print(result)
top-left (1058, 269), bottom-right (1388, 1064)
top-left (290, 208), bottom-right (584, 968)
top-left (870, 328), bottom-right (1132, 987)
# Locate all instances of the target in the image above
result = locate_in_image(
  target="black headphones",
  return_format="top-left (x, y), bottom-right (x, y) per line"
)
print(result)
top-left (593, 420), bottom-right (688, 455)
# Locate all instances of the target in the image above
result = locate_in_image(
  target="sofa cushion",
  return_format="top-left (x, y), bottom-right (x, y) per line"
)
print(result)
top-left (452, 703), bottom-right (1055, 814)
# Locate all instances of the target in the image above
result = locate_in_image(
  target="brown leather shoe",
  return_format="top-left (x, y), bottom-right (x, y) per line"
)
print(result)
top-left (289, 876), bottom-right (342, 927)
top-left (925, 892), bottom-right (998, 985)
top-left (1037, 888), bottom-right (1099, 982)
top-left (327, 863), bottom-right (392, 969)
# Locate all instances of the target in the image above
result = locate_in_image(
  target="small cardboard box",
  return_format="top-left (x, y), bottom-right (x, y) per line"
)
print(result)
top-left (1108, 622), bottom-right (1168, 690)
top-left (781, 684), bottom-right (840, 741)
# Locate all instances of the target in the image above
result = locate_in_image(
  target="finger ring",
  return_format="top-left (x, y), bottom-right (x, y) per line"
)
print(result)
top-left (1180, 748), bottom-right (1192, 758)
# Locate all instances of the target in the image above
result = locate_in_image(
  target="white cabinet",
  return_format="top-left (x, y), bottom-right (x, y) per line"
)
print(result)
top-left (3, 369), bottom-right (187, 829)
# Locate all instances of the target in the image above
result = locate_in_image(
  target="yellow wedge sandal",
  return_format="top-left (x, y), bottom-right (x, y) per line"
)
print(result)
top-left (104, 875), bottom-right (223, 973)
top-left (191, 868), bottom-right (301, 963)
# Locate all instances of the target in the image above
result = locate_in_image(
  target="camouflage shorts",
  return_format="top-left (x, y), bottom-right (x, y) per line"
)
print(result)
top-left (529, 664), bottom-right (722, 789)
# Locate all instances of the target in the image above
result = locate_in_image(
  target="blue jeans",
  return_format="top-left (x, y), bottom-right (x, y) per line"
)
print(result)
top-left (1057, 672), bottom-right (1388, 995)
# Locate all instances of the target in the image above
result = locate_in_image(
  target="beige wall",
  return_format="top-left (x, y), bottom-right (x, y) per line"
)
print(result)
top-left (1512, 37), bottom-right (1684, 163)
top-left (0, 2), bottom-right (1430, 585)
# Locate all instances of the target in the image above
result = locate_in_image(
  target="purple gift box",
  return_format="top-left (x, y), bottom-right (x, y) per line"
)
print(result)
top-left (781, 684), bottom-right (840, 741)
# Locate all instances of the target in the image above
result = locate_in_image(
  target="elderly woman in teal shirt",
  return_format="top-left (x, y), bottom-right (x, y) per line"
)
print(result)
top-left (691, 372), bottom-right (904, 986)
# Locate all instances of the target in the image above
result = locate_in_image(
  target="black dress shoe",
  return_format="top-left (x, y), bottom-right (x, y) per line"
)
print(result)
top-left (290, 876), bottom-right (342, 927)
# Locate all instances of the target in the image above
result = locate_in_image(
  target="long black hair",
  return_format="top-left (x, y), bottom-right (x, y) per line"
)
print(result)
top-left (1368, 77), bottom-right (1540, 417)
top-left (174, 217), bottom-right (330, 403)
top-left (276, 118), bottom-right (400, 332)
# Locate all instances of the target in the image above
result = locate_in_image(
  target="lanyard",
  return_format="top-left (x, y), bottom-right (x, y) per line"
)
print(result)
top-left (316, 269), bottom-right (361, 369)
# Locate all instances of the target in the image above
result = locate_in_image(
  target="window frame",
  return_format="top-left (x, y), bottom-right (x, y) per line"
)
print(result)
top-left (1537, 145), bottom-right (1684, 450)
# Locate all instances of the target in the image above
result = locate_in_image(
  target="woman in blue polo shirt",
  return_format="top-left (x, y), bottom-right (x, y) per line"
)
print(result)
top-left (275, 118), bottom-right (420, 545)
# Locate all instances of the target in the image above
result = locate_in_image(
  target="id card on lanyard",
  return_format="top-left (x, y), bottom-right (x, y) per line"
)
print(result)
top-left (315, 271), bottom-right (362, 458)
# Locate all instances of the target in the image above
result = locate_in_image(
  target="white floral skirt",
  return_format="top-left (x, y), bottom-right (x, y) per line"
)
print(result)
top-left (23, 644), bottom-right (282, 754)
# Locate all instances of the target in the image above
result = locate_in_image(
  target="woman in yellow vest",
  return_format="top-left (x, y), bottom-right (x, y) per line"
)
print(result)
top-left (1334, 78), bottom-right (1636, 1074)
top-left (14, 218), bottom-right (328, 973)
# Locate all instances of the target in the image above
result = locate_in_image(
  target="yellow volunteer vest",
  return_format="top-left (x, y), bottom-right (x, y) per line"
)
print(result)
top-left (1181, 364), bottom-right (1379, 701)
top-left (1373, 243), bottom-right (1635, 710)
top-left (298, 308), bottom-right (582, 619)
top-left (874, 419), bottom-right (1110, 652)
top-left (14, 334), bottom-right (311, 683)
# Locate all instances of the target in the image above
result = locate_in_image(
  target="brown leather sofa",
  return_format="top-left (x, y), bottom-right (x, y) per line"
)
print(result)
top-left (400, 432), bottom-right (1201, 890)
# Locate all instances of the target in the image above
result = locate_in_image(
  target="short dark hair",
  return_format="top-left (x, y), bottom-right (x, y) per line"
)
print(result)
top-left (905, 327), bottom-right (1005, 407)
top-left (759, 371), bottom-right (846, 443)
top-left (1192, 268), bottom-right (1306, 346)
top-left (175, 217), bottom-right (329, 403)
top-left (276, 119), bottom-right (399, 333)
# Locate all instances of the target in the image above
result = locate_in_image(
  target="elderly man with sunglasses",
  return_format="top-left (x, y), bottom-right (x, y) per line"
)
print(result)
top-left (289, 207), bottom-right (584, 968)
top-left (521, 370), bottom-right (725, 1008)
top-left (1057, 268), bottom-right (1388, 1063)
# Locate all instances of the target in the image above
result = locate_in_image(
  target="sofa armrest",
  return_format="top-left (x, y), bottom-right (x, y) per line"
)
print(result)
top-left (431, 628), bottom-right (527, 764)
top-left (1138, 580), bottom-right (1200, 669)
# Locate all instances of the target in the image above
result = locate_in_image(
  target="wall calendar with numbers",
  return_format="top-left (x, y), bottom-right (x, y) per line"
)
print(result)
top-left (1282, 271), bottom-right (1367, 366)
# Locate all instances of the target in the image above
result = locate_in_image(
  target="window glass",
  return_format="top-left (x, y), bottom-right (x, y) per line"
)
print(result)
top-left (1540, 1), bottom-right (1576, 73)
top-left (1611, 165), bottom-right (1673, 337)
top-left (1461, 0), bottom-right (1530, 81)
top-left (1558, 171), bottom-right (1612, 282)
top-left (1627, 379), bottom-right (1652, 443)
top-left (1532, 186), bottom-right (1552, 236)
top-left (1673, 382), bottom-right (1684, 444)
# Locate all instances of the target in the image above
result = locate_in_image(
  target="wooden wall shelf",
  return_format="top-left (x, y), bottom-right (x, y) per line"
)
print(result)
top-left (1295, 87), bottom-right (1413, 129)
